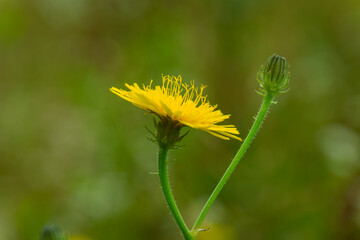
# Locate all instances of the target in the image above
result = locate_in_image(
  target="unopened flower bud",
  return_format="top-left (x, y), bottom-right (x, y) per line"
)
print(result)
top-left (40, 224), bottom-right (67, 240)
top-left (257, 54), bottom-right (290, 95)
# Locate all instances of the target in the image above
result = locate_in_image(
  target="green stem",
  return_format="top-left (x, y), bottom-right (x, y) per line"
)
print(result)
top-left (192, 93), bottom-right (274, 231)
top-left (158, 146), bottom-right (194, 240)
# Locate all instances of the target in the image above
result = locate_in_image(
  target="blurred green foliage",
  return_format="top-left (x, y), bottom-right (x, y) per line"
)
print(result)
top-left (1, 0), bottom-right (360, 239)
top-left (39, 225), bottom-right (67, 240)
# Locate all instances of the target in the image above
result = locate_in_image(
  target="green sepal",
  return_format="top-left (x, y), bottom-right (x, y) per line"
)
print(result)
top-left (147, 117), bottom-right (189, 149)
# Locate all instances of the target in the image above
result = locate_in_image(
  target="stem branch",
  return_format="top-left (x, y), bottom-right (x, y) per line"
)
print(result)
top-left (158, 146), bottom-right (194, 240)
top-left (192, 93), bottom-right (274, 231)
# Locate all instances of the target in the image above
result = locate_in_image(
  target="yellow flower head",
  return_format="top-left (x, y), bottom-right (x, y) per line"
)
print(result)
top-left (110, 75), bottom-right (241, 141)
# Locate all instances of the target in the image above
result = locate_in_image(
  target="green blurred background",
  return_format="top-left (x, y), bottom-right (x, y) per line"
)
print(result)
top-left (1, 0), bottom-right (360, 239)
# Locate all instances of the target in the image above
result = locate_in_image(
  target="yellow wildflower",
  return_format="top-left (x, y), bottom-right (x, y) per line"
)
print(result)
top-left (110, 75), bottom-right (241, 141)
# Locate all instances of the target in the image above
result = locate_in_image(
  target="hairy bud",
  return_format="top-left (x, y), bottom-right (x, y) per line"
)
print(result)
top-left (257, 54), bottom-right (290, 95)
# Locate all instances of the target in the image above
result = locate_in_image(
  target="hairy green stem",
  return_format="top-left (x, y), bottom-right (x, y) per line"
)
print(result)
top-left (192, 93), bottom-right (274, 231)
top-left (158, 146), bottom-right (194, 240)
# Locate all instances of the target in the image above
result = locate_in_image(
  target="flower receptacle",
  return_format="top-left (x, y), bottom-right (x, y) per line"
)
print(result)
top-left (147, 117), bottom-right (189, 149)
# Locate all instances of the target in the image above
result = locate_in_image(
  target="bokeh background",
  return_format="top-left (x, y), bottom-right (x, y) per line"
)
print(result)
top-left (1, 0), bottom-right (360, 239)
